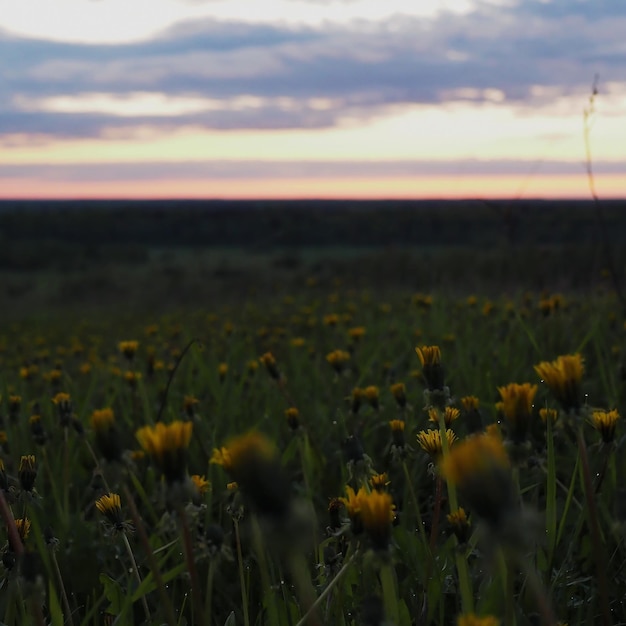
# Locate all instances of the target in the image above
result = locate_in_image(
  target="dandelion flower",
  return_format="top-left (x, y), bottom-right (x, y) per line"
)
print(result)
top-left (592, 409), bottom-right (620, 444)
top-left (534, 354), bottom-right (584, 412)
top-left (417, 429), bottom-right (457, 458)
top-left (136, 421), bottom-right (193, 484)
top-left (440, 433), bottom-right (513, 526)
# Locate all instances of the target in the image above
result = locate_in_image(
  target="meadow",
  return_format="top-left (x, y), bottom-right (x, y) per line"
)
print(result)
top-left (1, 201), bottom-right (625, 626)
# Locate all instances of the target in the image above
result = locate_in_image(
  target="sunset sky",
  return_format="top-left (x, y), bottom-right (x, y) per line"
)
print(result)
top-left (0, 0), bottom-right (624, 199)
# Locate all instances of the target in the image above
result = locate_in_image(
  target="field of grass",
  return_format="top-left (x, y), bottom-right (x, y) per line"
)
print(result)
top-left (1, 202), bottom-right (625, 626)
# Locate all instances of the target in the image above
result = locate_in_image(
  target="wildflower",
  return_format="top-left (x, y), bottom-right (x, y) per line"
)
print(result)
top-left (211, 432), bottom-right (290, 518)
top-left (389, 420), bottom-right (406, 448)
top-left (457, 614), bottom-right (500, 626)
top-left (183, 395), bottom-right (199, 418)
top-left (370, 473), bottom-right (390, 492)
top-left (447, 508), bottom-right (471, 544)
top-left (118, 340), bottom-right (139, 361)
top-left (29, 414), bottom-right (47, 446)
top-left (440, 433), bottom-right (514, 526)
top-left (218, 363), bottom-right (228, 381)
top-left (351, 387), bottom-right (364, 414)
top-left (497, 383), bottom-right (537, 443)
top-left (323, 313), bottom-right (339, 327)
top-left (539, 408), bottom-right (558, 424)
top-left (226, 481), bottom-right (238, 492)
top-left (191, 474), bottom-right (211, 496)
top-left (534, 354), bottom-right (584, 412)
top-left (124, 370), bottom-right (142, 389)
top-left (52, 392), bottom-right (72, 427)
top-left (461, 396), bottom-right (479, 410)
top-left (390, 382), bottom-right (407, 408)
top-left (364, 385), bottom-right (380, 409)
top-left (47, 368), bottom-right (63, 387)
top-left (359, 490), bottom-right (395, 550)
top-left (95, 493), bottom-right (123, 524)
top-left (417, 429), bottom-right (457, 458)
top-left (592, 409), bottom-right (620, 444)
top-left (18, 455), bottom-right (37, 492)
top-left (461, 396), bottom-right (482, 433)
top-left (259, 352), bottom-right (280, 380)
top-left (91, 408), bottom-right (121, 462)
top-left (15, 518), bottom-right (31, 543)
top-left (429, 407), bottom-right (460, 428)
top-left (246, 360), bottom-right (259, 375)
top-left (285, 407), bottom-right (300, 430)
top-left (328, 497), bottom-right (343, 531)
top-left (136, 421), bottom-right (193, 484)
top-left (326, 349), bottom-right (351, 374)
top-left (95, 493), bottom-right (132, 534)
top-left (412, 293), bottom-right (433, 308)
top-left (290, 337), bottom-right (306, 348)
top-left (340, 485), bottom-right (367, 535)
top-left (9, 395), bottom-right (21, 420)
top-left (348, 326), bottom-right (366, 342)
top-left (415, 345), bottom-right (444, 390)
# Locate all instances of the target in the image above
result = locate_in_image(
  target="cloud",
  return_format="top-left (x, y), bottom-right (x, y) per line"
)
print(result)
top-left (1, 0), bottom-right (625, 139)
top-left (0, 158), bottom-right (623, 182)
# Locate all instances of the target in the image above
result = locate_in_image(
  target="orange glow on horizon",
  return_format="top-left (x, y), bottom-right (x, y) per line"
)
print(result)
top-left (0, 174), bottom-right (623, 200)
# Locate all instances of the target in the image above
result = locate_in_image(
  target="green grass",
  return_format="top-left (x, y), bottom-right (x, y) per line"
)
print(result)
top-left (0, 259), bottom-right (625, 626)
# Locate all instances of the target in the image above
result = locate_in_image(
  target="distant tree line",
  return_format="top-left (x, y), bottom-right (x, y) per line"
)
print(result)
top-left (0, 199), bottom-right (625, 251)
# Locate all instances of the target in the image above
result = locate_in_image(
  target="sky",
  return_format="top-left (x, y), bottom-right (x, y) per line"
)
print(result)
top-left (0, 0), bottom-right (624, 199)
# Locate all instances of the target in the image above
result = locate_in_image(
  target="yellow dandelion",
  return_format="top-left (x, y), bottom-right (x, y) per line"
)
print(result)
top-left (285, 407), bottom-right (300, 430)
top-left (211, 432), bottom-right (289, 518)
top-left (370, 473), bottom-right (390, 491)
top-left (497, 382), bottom-right (537, 443)
top-left (416, 345), bottom-right (444, 390)
top-left (447, 508), bottom-right (471, 544)
top-left (592, 409), bottom-right (620, 444)
top-left (534, 354), bottom-right (584, 412)
top-left (539, 408), bottom-right (558, 424)
top-left (417, 429), bottom-right (457, 458)
top-left (364, 385), bottom-right (380, 408)
top-left (118, 340), bottom-right (139, 360)
top-left (259, 352), bottom-right (280, 380)
top-left (15, 518), bottom-right (31, 542)
top-left (348, 326), bottom-right (366, 341)
top-left (18, 455), bottom-right (37, 492)
top-left (91, 408), bottom-right (115, 431)
top-left (326, 349), bottom-right (351, 373)
top-left (191, 474), bottom-right (211, 495)
top-left (136, 421), bottom-right (193, 483)
top-left (429, 407), bottom-right (460, 428)
top-left (359, 490), bottom-right (395, 550)
top-left (390, 382), bottom-right (407, 408)
top-left (440, 433), bottom-right (513, 525)
top-left (461, 396), bottom-right (480, 411)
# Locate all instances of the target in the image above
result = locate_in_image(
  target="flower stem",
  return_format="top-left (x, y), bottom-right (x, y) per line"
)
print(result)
top-left (380, 560), bottom-right (400, 625)
top-left (437, 412), bottom-right (474, 614)
top-left (233, 518), bottom-right (251, 626)
top-left (576, 425), bottom-right (612, 626)
top-left (122, 531), bottom-right (151, 623)
top-left (122, 485), bottom-right (177, 626)
top-left (50, 549), bottom-right (75, 626)
top-left (178, 505), bottom-right (204, 625)
top-left (294, 549), bottom-right (359, 626)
